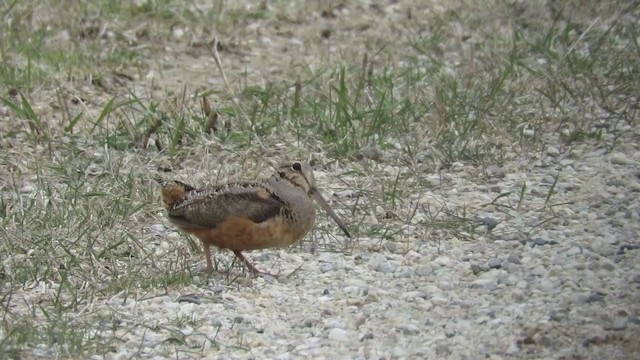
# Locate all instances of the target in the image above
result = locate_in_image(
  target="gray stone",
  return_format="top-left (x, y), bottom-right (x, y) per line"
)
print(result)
top-left (19, 185), bottom-right (36, 194)
top-left (531, 237), bottom-right (548, 246)
top-left (479, 217), bottom-right (499, 231)
top-left (274, 353), bottom-right (291, 360)
top-left (507, 252), bottom-right (521, 265)
top-left (546, 146), bottom-right (560, 157)
top-left (149, 224), bottom-right (166, 233)
top-left (612, 318), bottom-right (628, 331)
top-left (435, 344), bottom-right (451, 356)
top-left (487, 258), bottom-right (502, 269)
top-left (606, 177), bottom-right (625, 187)
top-left (486, 165), bottom-right (506, 178)
top-left (415, 265), bottom-right (433, 276)
top-left (541, 175), bottom-right (556, 184)
top-left (471, 263), bottom-right (489, 275)
top-left (514, 232), bottom-right (529, 245)
top-left (328, 328), bottom-right (349, 341)
top-left (566, 246), bottom-right (583, 256)
top-left (609, 152), bottom-right (632, 165)
top-left (586, 292), bottom-right (606, 303)
top-left (358, 144), bottom-right (383, 162)
top-left (397, 324), bottom-right (420, 335)
top-left (318, 262), bottom-right (334, 273)
top-left (471, 276), bottom-right (498, 290)
top-left (536, 279), bottom-right (556, 293)
top-left (368, 254), bottom-right (397, 274)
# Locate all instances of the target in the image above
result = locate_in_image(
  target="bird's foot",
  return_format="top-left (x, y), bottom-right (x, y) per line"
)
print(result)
top-left (232, 250), bottom-right (279, 278)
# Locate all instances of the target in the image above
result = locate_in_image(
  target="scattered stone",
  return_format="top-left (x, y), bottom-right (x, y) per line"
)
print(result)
top-left (368, 254), bottom-right (397, 274)
top-left (471, 274), bottom-right (499, 290)
top-left (506, 342), bottom-right (520, 355)
top-left (546, 146), bottom-right (560, 157)
top-left (333, 190), bottom-right (358, 199)
top-left (531, 238), bottom-right (548, 246)
top-left (522, 336), bottom-right (535, 345)
top-left (19, 185), bottom-right (36, 194)
top-left (514, 232), bottom-right (529, 245)
top-left (405, 250), bottom-right (422, 262)
top-left (541, 175), bottom-right (556, 184)
top-left (85, 164), bottom-right (105, 176)
top-left (507, 253), bottom-right (521, 265)
top-left (486, 165), bottom-right (506, 178)
top-left (318, 262), bottom-right (334, 273)
top-left (566, 246), bottom-right (583, 256)
top-left (632, 273), bottom-right (640, 283)
top-left (415, 265), bottom-right (433, 276)
top-left (274, 353), bottom-right (291, 360)
top-left (396, 324), bottom-right (420, 335)
top-left (582, 335), bottom-right (610, 347)
top-left (149, 224), bottom-right (166, 234)
top-left (358, 144), bottom-right (383, 162)
top-left (563, 183), bottom-right (581, 191)
top-left (478, 217), bottom-right (499, 231)
top-left (435, 344), bottom-right (451, 356)
top-left (618, 244), bottom-right (639, 254)
top-left (559, 159), bottom-right (574, 167)
top-left (611, 318), bottom-right (627, 331)
top-left (487, 258), bottom-right (502, 269)
top-left (536, 279), bottom-right (555, 293)
top-left (381, 241), bottom-right (397, 253)
top-left (328, 328), bottom-right (349, 342)
top-left (609, 152), bottom-right (632, 165)
top-left (530, 265), bottom-right (548, 277)
top-left (175, 294), bottom-right (201, 305)
top-left (549, 310), bottom-right (567, 322)
top-left (586, 292), bottom-right (606, 303)
top-left (471, 263), bottom-right (489, 275)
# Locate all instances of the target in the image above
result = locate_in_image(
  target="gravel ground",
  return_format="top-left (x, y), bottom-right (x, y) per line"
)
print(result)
top-left (84, 137), bottom-right (640, 359)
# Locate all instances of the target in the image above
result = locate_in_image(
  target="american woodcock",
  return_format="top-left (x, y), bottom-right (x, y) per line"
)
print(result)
top-left (155, 161), bottom-right (351, 276)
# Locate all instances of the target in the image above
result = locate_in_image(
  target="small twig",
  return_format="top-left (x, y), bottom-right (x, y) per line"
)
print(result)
top-left (544, 170), bottom-right (560, 208)
top-left (516, 182), bottom-right (527, 210)
top-left (527, 215), bottom-right (558, 235)
top-left (286, 262), bottom-right (305, 279)
top-left (211, 39), bottom-right (232, 91)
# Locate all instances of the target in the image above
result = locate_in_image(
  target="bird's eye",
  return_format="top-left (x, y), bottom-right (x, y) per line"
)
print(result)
top-left (292, 162), bottom-right (302, 171)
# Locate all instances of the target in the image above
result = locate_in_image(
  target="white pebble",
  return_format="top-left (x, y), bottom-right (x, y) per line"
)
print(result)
top-left (19, 185), bottom-right (36, 194)
top-left (609, 152), bottom-right (632, 165)
top-left (546, 146), bottom-right (560, 157)
top-left (149, 224), bottom-right (166, 234)
top-left (327, 328), bottom-right (349, 341)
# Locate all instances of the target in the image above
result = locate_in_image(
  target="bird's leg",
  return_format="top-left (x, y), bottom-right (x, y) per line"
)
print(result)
top-left (203, 242), bottom-right (214, 272)
top-left (232, 250), bottom-right (278, 277)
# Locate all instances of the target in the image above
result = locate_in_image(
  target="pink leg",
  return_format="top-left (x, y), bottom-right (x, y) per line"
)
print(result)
top-left (232, 250), bottom-right (278, 277)
top-left (203, 243), bottom-right (214, 272)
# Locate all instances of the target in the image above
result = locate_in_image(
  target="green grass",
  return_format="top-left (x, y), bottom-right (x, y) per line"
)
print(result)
top-left (0, 0), bottom-right (638, 357)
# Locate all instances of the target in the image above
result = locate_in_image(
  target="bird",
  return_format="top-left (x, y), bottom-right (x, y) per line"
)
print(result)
top-left (155, 161), bottom-right (351, 276)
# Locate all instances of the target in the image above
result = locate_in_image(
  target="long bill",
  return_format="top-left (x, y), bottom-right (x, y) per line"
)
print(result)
top-left (311, 190), bottom-right (351, 238)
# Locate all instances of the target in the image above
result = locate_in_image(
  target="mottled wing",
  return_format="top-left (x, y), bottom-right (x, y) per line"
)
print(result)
top-left (166, 182), bottom-right (285, 229)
